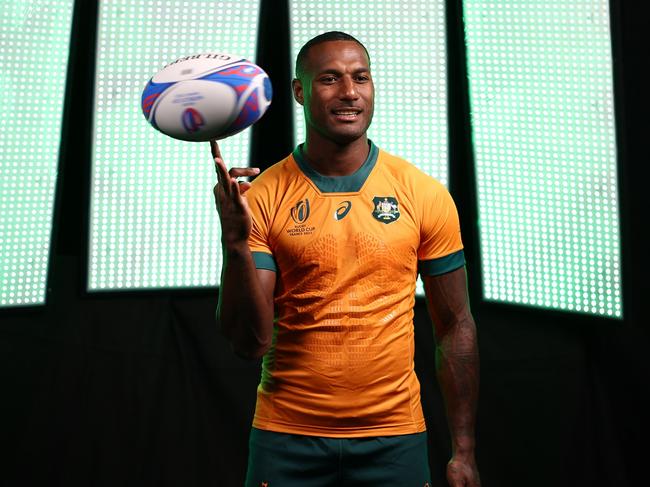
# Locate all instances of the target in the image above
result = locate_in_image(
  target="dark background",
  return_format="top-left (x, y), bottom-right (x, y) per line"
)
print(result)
top-left (1, 1), bottom-right (647, 486)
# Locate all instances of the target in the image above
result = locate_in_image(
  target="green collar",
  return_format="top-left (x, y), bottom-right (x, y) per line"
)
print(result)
top-left (292, 140), bottom-right (379, 193)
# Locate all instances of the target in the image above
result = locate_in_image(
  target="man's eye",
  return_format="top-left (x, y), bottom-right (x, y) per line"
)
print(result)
top-left (321, 76), bottom-right (336, 83)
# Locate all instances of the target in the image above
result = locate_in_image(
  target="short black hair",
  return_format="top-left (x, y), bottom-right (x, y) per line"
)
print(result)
top-left (295, 31), bottom-right (370, 79)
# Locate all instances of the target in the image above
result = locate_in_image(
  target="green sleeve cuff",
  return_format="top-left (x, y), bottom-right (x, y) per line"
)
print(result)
top-left (418, 250), bottom-right (465, 276)
top-left (252, 251), bottom-right (277, 272)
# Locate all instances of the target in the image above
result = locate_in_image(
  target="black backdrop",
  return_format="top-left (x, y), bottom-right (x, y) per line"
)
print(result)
top-left (1, 1), bottom-right (648, 486)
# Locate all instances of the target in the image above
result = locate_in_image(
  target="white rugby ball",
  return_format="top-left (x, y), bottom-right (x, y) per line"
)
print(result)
top-left (141, 53), bottom-right (273, 142)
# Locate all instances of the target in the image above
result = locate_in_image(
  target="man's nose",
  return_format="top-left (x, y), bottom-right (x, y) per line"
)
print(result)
top-left (339, 77), bottom-right (359, 99)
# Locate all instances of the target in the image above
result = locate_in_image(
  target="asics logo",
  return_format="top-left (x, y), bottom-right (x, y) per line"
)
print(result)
top-left (334, 201), bottom-right (352, 221)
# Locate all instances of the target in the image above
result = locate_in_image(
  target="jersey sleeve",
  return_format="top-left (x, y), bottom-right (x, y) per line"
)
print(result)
top-left (417, 179), bottom-right (465, 276)
top-left (247, 182), bottom-right (277, 272)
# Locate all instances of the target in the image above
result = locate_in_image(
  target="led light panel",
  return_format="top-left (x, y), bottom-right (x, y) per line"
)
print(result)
top-left (290, 0), bottom-right (448, 183)
top-left (89, 0), bottom-right (260, 290)
top-left (289, 0), bottom-right (448, 296)
top-left (0, 0), bottom-right (74, 307)
top-left (464, 0), bottom-right (622, 317)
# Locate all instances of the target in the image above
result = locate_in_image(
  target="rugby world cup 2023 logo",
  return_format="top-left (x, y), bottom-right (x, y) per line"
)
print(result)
top-left (182, 107), bottom-right (205, 133)
top-left (290, 199), bottom-right (310, 224)
top-left (287, 199), bottom-right (315, 236)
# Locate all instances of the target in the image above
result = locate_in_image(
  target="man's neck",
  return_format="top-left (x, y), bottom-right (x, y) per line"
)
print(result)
top-left (302, 135), bottom-right (370, 177)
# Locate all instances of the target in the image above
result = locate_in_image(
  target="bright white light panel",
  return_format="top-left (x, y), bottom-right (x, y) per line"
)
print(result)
top-left (289, 0), bottom-right (448, 296)
top-left (464, 0), bottom-right (622, 317)
top-left (290, 0), bottom-right (448, 183)
top-left (0, 0), bottom-right (74, 307)
top-left (89, 0), bottom-right (260, 290)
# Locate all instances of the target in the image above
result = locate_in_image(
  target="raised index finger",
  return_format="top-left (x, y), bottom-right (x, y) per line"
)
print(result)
top-left (214, 155), bottom-right (232, 197)
top-left (209, 139), bottom-right (222, 160)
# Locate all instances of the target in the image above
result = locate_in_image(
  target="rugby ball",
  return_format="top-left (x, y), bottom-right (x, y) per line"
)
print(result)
top-left (141, 53), bottom-right (273, 142)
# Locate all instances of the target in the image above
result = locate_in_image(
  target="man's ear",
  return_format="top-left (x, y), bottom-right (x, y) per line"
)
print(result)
top-left (292, 78), bottom-right (304, 106)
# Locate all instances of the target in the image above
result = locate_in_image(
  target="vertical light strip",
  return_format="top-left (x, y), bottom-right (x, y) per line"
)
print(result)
top-left (0, 0), bottom-right (75, 307)
top-left (464, 0), bottom-right (622, 317)
top-left (289, 0), bottom-right (448, 296)
top-left (89, 0), bottom-right (260, 290)
top-left (289, 0), bottom-right (448, 184)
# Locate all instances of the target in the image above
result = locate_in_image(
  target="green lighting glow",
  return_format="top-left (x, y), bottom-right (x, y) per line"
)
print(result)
top-left (0, 0), bottom-right (74, 307)
top-left (88, 0), bottom-right (260, 290)
top-left (289, 0), bottom-right (448, 296)
top-left (464, 0), bottom-right (622, 318)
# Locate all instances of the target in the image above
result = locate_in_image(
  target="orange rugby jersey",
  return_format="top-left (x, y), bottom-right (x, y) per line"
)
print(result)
top-left (246, 141), bottom-right (465, 437)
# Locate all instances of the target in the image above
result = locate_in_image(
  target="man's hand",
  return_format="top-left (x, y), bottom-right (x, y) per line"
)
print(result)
top-left (447, 456), bottom-right (481, 487)
top-left (211, 139), bottom-right (259, 246)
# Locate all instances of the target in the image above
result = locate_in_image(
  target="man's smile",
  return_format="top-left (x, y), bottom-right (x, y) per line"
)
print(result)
top-left (332, 107), bottom-right (363, 121)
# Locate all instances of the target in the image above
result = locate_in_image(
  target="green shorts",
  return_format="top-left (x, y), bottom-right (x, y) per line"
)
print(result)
top-left (245, 428), bottom-right (432, 487)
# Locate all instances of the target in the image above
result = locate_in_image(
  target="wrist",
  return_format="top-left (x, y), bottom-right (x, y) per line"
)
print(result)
top-left (452, 437), bottom-right (476, 459)
top-left (451, 449), bottom-right (476, 464)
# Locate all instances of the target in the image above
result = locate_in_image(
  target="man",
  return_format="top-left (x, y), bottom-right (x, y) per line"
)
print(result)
top-left (213, 31), bottom-right (480, 487)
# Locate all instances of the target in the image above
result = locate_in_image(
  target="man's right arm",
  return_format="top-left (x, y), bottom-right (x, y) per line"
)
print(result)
top-left (212, 140), bottom-right (275, 360)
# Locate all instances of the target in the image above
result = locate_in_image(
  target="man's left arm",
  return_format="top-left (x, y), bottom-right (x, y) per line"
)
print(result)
top-left (422, 266), bottom-right (481, 487)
